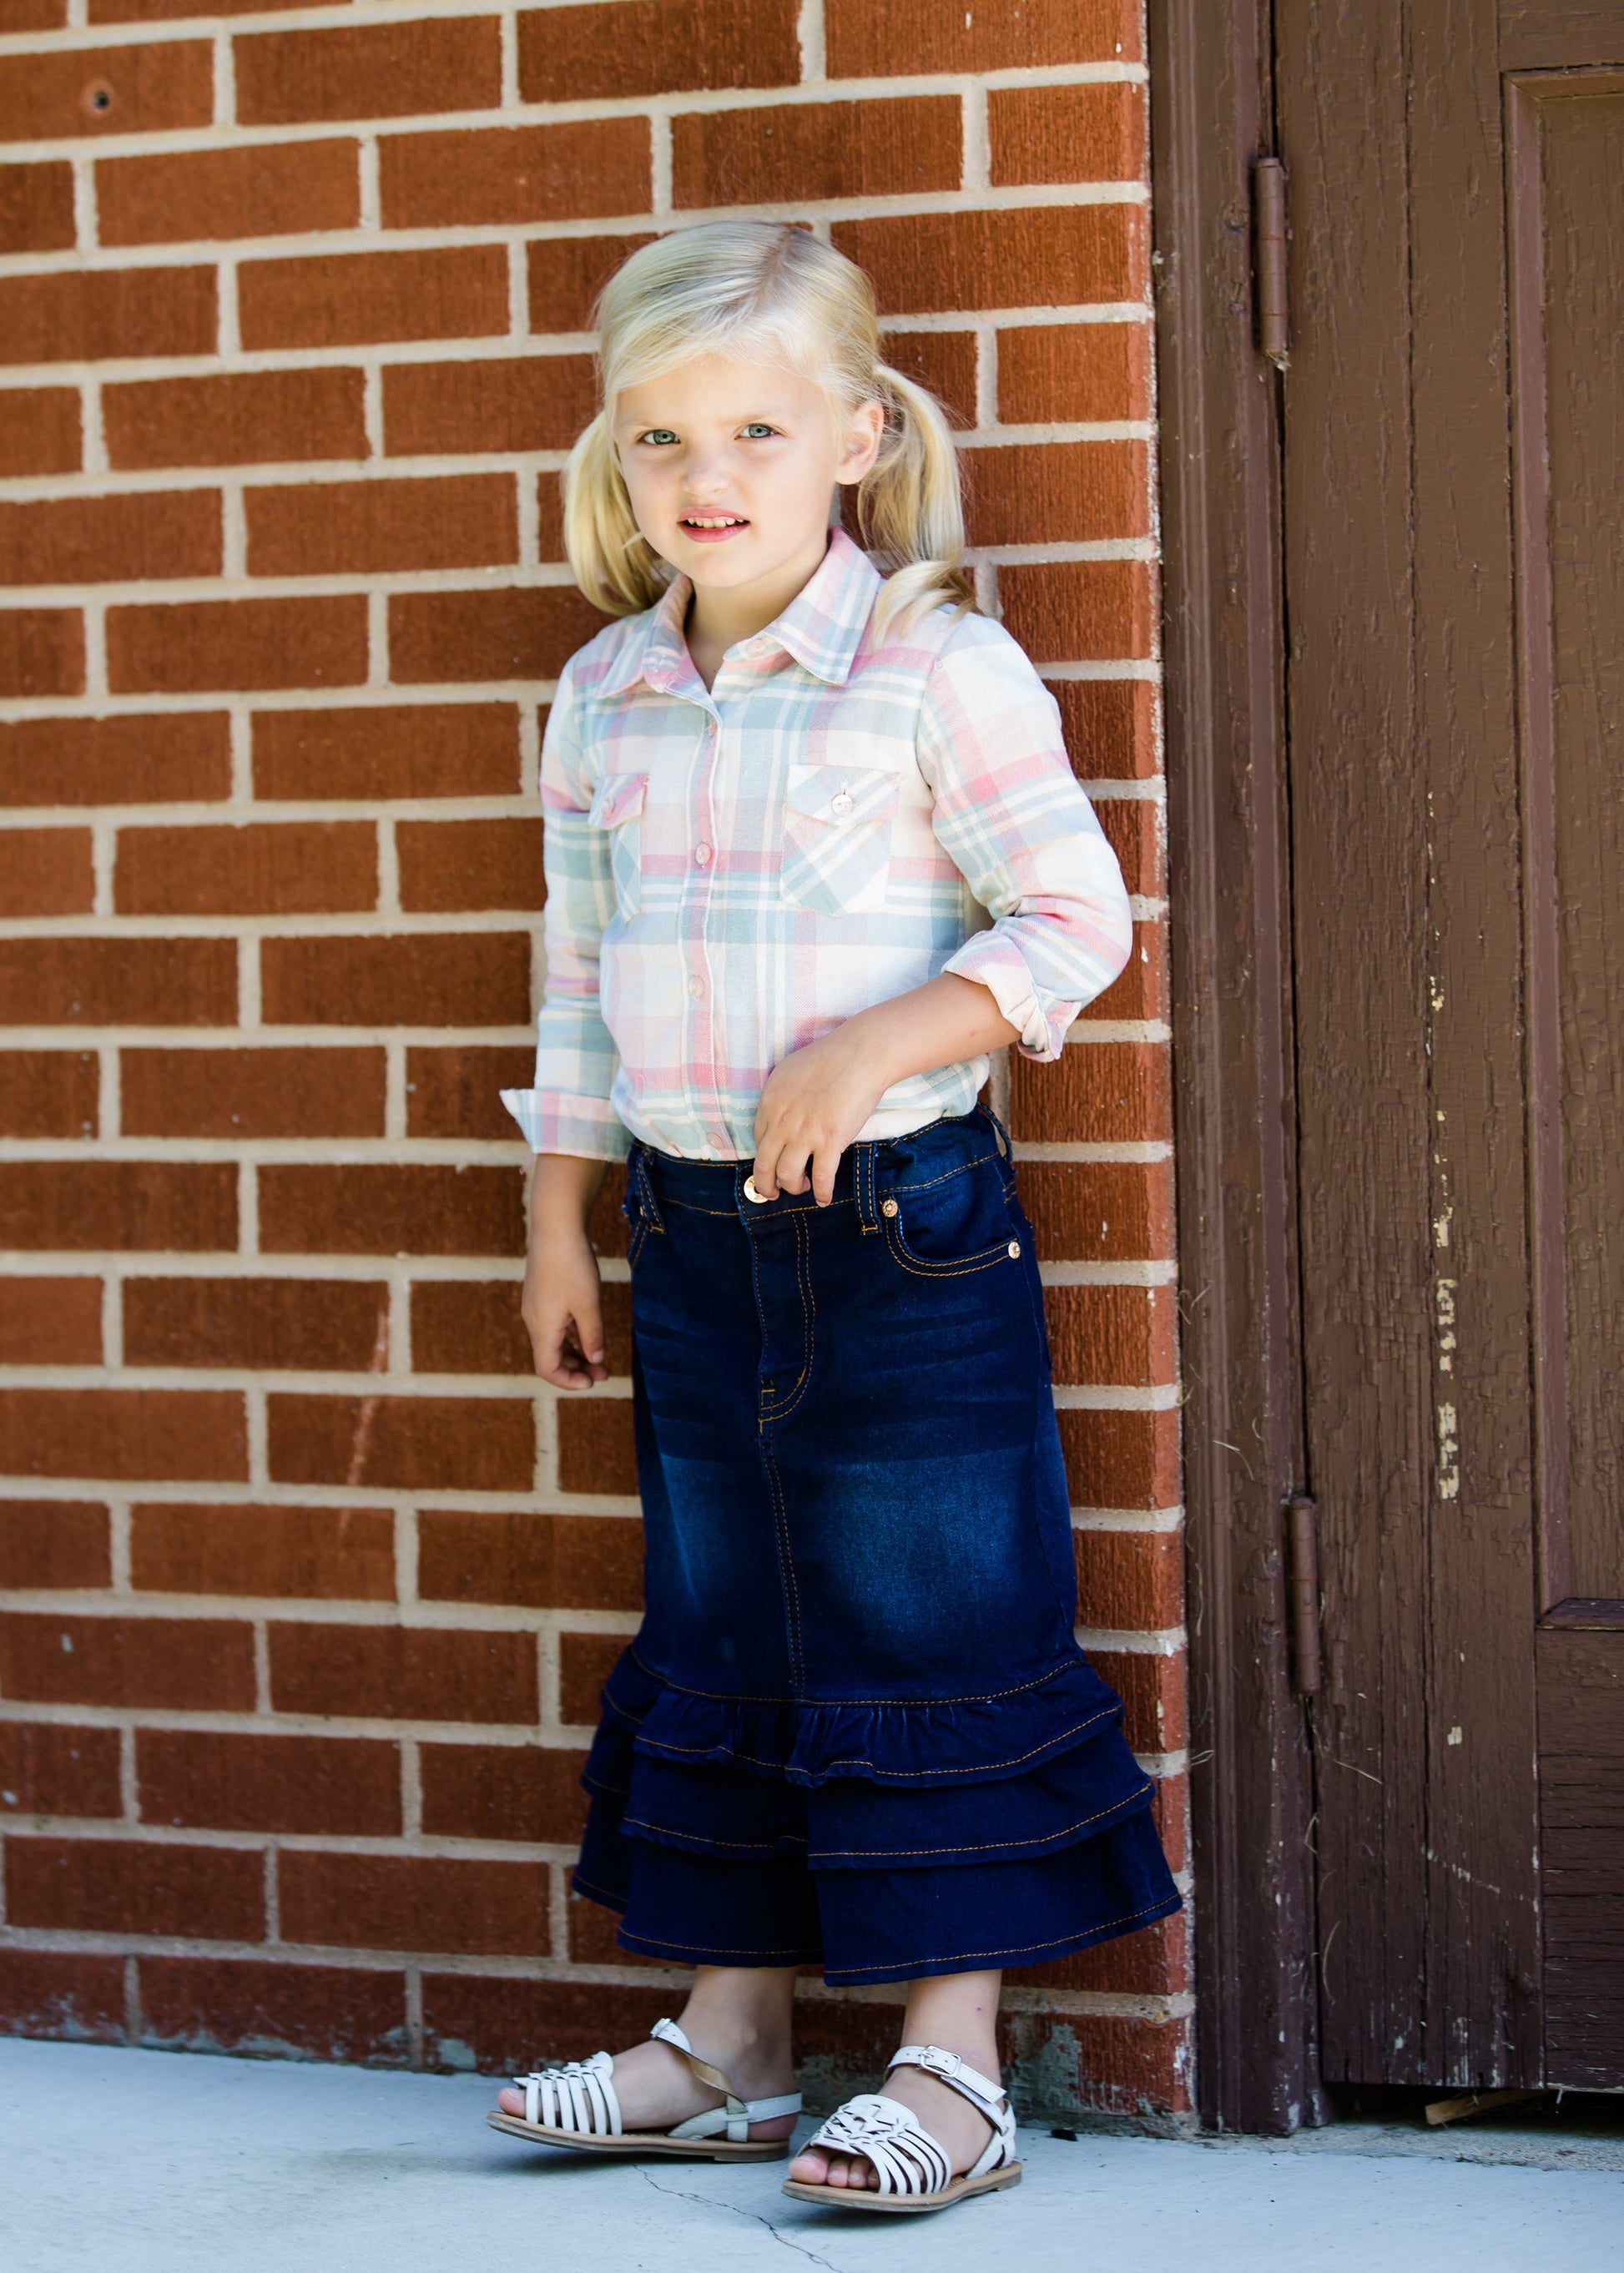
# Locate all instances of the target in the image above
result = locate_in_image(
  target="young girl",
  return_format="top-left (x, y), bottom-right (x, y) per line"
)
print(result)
top-left (490, 220), bottom-right (1180, 2215)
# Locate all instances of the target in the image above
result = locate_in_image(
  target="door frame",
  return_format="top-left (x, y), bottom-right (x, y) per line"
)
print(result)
top-left (1147, 0), bottom-right (1322, 2134)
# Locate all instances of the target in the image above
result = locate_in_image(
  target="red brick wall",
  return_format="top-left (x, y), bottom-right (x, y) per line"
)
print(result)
top-left (0, 0), bottom-right (1188, 2120)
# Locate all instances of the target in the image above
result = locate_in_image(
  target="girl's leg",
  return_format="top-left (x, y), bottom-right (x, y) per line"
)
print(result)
top-left (787, 1971), bottom-right (1003, 2189)
top-left (497, 1963), bottom-right (799, 2140)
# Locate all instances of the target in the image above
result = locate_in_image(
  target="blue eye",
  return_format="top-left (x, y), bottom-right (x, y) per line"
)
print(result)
top-left (742, 422), bottom-right (775, 439)
top-left (641, 429), bottom-right (678, 446)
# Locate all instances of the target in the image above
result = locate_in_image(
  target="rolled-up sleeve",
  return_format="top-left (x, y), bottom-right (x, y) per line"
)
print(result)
top-left (499, 666), bottom-right (629, 1159)
top-left (921, 620), bottom-right (1133, 1060)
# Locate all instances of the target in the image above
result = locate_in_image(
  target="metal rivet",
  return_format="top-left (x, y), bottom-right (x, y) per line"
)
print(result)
top-left (743, 1176), bottom-right (769, 1204)
top-left (1008, 1240), bottom-right (1021, 1258)
top-left (880, 1198), bottom-right (899, 1218)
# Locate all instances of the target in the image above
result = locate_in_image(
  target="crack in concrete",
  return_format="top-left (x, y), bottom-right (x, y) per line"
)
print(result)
top-left (631, 2164), bottom-right (847, 2270)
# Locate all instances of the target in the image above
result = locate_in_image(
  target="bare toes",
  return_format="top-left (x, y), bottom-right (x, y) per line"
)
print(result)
top-left (789, 2148), bottom-right (831, 2184)
top-left (497, 2086), bottom-right (525, 2117)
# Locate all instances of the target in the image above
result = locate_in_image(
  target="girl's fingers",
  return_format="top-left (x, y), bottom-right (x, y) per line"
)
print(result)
top-left (809, 1140), bottom-right (841, 1208)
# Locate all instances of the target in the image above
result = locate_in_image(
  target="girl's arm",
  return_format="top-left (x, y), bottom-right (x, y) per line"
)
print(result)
top-left (522, 1152), bottom-right (610, 1389)
top-left (749, 973), bottom-right (1020, 1205)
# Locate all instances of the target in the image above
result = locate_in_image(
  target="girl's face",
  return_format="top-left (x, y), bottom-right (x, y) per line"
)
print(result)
top-left (613, 352), bottom-right (884, 602)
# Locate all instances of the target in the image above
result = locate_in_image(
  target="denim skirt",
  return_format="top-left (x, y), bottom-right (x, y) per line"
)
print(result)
top-left (575, 1106), bottom-right (1181, 1985)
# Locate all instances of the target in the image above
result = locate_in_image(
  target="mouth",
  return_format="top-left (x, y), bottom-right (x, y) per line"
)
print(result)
top-left (678, 513), bottom-right (751, 543)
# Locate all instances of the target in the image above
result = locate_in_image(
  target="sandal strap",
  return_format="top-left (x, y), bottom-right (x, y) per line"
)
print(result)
top-left (651, 2016), bottom-right (802, 2144)
top-left (804, 2094), bottom-right (952, 2198)
top-left (886, 2044), bottom-right (1008, 2127)
top-left (517, 2049), bottom-right (623, 2137)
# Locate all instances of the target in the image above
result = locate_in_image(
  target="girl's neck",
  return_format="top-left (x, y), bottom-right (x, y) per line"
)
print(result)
top-left (683, 528), bottom-right (831, 690)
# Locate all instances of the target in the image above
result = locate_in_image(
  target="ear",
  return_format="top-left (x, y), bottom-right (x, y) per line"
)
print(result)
top-left (835, 397), bottom-right (885, 486)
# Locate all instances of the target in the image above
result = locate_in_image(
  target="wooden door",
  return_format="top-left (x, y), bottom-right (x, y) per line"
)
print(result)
top-left (1275, 0), bottom-right (1624, 2089)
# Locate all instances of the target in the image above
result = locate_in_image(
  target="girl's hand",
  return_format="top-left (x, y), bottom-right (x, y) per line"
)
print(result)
top-left (522, 1154), bottom-right (609, 1389)
top-left (751, 1025), bottom-right (888, 1207)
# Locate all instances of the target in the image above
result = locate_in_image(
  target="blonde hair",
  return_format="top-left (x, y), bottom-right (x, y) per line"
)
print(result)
top-left (562, 222), bottom-right (974, 637)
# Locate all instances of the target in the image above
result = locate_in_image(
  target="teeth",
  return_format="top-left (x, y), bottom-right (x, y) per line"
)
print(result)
top-left (685, 516), bottom-right (744, 528)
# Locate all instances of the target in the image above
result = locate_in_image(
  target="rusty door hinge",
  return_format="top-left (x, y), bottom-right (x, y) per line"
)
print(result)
top-left (1253, 157), bottom-right (1289, 370)
top-left (1286, 1492), bottom-right (1322, 1693)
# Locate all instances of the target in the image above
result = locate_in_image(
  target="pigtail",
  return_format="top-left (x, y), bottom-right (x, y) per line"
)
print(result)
top-left (860, 365), bottom-right (976, 638)
top-left (562, 407), bottom-right (673, 617)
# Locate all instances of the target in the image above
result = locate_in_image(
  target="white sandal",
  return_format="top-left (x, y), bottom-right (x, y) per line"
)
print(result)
top-left (486, 2015), bottom-right (802, 2162)
top-left (781, 2043), bottom-right (1021, 2213)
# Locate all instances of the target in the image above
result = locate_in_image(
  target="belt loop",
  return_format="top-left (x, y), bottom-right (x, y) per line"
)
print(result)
top-left (984, 1101), bottom-right (1012, 1161)
top-left (854, 1142), bottom-right (880, 1235)
top-left (631, 1143), bottom-right (666, 1235)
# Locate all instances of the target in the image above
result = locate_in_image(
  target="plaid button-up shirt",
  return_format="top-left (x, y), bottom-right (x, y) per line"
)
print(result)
top-left (501, 529), bottom-right (1132, 1162)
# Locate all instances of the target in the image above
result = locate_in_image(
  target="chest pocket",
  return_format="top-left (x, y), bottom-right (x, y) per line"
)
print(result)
top-left (780, 764), bottom-right (900, 916)
top-left (589, 770), bottom-right (647, 917)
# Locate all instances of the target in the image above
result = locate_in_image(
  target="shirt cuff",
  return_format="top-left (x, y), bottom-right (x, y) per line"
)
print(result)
top-left (499, 1088), bottom-right (631, 1161)
top-left (942, 935), bottom-right (1079, 1062)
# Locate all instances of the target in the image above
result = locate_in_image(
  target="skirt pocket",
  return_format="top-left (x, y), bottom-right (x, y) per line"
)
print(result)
top-left (881, 1155), bottom-right (1024, 1279)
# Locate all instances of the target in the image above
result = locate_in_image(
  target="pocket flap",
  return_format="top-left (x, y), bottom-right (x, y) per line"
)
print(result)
top-left (589, 771), bottom-right (648, 830)
top-left (784, 764), bottom-right (900, 829)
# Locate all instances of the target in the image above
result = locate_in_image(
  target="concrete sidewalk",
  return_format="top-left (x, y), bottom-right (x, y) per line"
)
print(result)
top-left (1, 2038), bottom-right (1619, 2273)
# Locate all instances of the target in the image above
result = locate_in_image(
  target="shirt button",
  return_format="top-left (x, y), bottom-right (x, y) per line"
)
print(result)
top-left (830, 789), bottom-right (855, 819)
top-left (694, 841), bottom-right (712, 866)
top-left (688, 975), bottom-right (706, 999)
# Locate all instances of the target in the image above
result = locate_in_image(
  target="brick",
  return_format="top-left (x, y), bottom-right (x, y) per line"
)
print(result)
top-left (406, 1045), bottom-right (537, 1139)
top-left (0, 160), bottom-right (73, 253)
top-left (266, 1394), bottom-right (533, 1494)
top-left (827, 0), bottom-right (1140, 74)
top-left (97, 139), bottom-right (359, 245)
top-left (260, 932), bottom-right (531, 1028)
top-left (0, 1275), bottom-right (103, 1364)
top-left (1047, 1285), bottom-right (1176, 1388)
top-left (0, 1500), bottom-right (109, 1590)
top-left (121, 1046), bottom-right (386, 1139)
top-left (536, 475), bottom-right (566, 562)
top-left (0, 491), bottom-right (219, 587)
top-left (105, 367), bottom-right (367, 472)
top-left (0, 1051), bottom-right (98, 1140)
top-left (1074, 1528), bottom-right (1184, 1633)
top-left (1153, 1770), bottom-right (1190, 1873)
top-left (383, 355), bottom-right (597, 457)
top-left (879, 330), bottom-right (976, 429)
top-left (0, 1721), bottom-right (122, 1817)
top-left (1053, 678), bottom-right (1157, 781)
top-left (0, 938), bottom-right (235, 1027)
top-left (998, 560), bottom-right (1156, 663)
top-left (5, 1834), bottom-right (264, 1940)
top-left (418, 1509), bottom-right (642, 1611)
top-left (123, 1276), bottom-right (389, 1371)
top-left (0, 1162), bottom-right (235, 1249)
top-left (557, 1399), bottom-right (637, 1500)
top-left (1, 0), bottom-right (64, 24)
top-left (527, 234), bottom-right (658, 334)
top-left (253, 702), bottom-right (520, 802)
top-left (1092, 793), bottom-right (1163, 895)
top-left (0, 1610), bottom-right (253, 1708)
top-left (412, 1275), bottom-right (632, 1378)
top-left (1022, 1908), bottom-right (1188, 1994)
top-left (0, 610), bottom-right (83, 697)
top-left (0, 1949), bottom-right (126, 2045)
top-left (260, 1165), bottom-right (522, 1257)
top-left (0, 713), bottom-right (229, 807)
top-left (94, 0), bottom-right (335, 13)
top-left (1019, 1158), bottom-right (1173, 1262)
top-left (998, 319), bottom-right (1152, 426)
top-left (0, 1392), bottom-right (247, 1484)
top-left (114, 821), bottom-right (376, 916)
top-left (269, 1621), bottom-right (537, 1725)
top-left (0, 268), bottom-right (214, 367)
top-left (558, 1629), bottom-right (625, 1726)
top-left (833, 206), bottom-right (1145, 315)
top-left (421, 1741), bottom-right (588, 1843)
top-left (108, 596), bottom-right (367, 693)
top-left (241, 246), bottom-right (508, 351)
top-left (381, 119), bottom-right (649, 231)
top-left (0, 388), bottom-right (80, 476)
top-left (989, 82), bottom-right (1147, 186)
top-left (281, 1851), bottom-right (547, 1958)
top-left (1011, 1039), bottom-right (1171, 1142)
top-left (423, 1973), bottom-right (673, 2074)
top-left (673, 96), bottom-right (960, 209)
top-left (0, 828), bottom-right (93, 916)
top-left (1090, 1647), bottom-right (1188, 1754)
top-left (139, 1957), bottom-right (407, 2064)
top-left (1000, 2009), bottom-right (1189, 2118)
top-left (396, 818), bottom-right (543, 913)
top-left (1088, 920), bottom-right (1166, 1021)
top-left (963, 440), bottom-right (1147, 548)
top-left (518, 0), bottom-right (798, 102)
top-left (138, 1730), bottom-right (400, 1836)
top-left (131, 1501), bottom-right (394, 1600)
top-left (0, 43), bottom-right (211, 143)
top-left (390, 586), bottom-right (608, 684)
top-left (247, 474), bottom-right (515, 579)
top-left (568, 1892), bottom-right (668, 1968)
top-left (1058, 1407), bottom-right (1179, 1513)
top-left (238, 18), bottom-right (502, 126)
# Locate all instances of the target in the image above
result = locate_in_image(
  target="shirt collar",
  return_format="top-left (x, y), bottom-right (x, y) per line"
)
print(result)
top-left (598, 527), bottom-right (881, 699)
